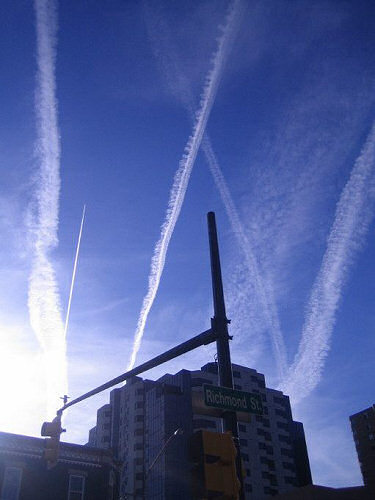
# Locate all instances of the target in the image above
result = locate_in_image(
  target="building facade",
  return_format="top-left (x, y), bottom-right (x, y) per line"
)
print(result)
top-left (88, 363), bottom-right (312, 499)
top-left (350, 404), bottom-right (375, 491)
top-left (0, 431), bottom-right (118, 500)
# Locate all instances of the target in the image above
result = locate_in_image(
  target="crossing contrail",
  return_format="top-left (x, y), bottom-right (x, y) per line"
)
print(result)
top-left (127, 0), bottom-right (244, 371)
top-left (281, 121), bottom-right (375, 402)
top-left (201, 136), bottom-right (288, 377)
top-left (144, 0), bottom-right (287, 377)
top-left (28, 0), bottom-right (66, 418)
top-left (64, 205), bottom-right (86, 338)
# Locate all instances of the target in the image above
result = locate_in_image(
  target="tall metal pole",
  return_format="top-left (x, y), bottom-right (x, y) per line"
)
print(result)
top-left (207, 211), bottom-right (245, 500)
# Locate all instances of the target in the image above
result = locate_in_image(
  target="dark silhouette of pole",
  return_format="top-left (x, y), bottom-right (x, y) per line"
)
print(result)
top-left (207, 211), bottom-right (245, 500)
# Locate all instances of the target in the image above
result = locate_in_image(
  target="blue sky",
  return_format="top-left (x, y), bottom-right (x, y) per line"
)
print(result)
top-left (1, 0), bottom-right (375, 488)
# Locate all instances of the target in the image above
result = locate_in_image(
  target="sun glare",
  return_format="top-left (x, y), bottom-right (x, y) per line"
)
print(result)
top-left (0, 324), bottom-right (47, 437)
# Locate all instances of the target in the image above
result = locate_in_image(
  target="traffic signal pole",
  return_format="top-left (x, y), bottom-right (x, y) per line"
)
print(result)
top-left (207, 212), bottom-right (245, 500)
top-left (58, 327), bottom-right (216, 414)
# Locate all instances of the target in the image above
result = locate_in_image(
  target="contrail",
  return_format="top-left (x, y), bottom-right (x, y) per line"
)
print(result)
top-left (143, 1), bottom-right (287, 377)
top-left (281, 122), bottom-right (375, 402)
top-left (127, 0), bottom-right (244, 371)
top-left (28, 0), bottom-right (66, 418)
top-left (64, 205), bottom-right (86, 338)
top-left (201, 136), bottom-right (288, 377)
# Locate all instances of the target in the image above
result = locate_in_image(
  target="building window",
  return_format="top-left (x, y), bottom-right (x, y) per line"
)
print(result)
top-left (266, 445), bottom-right (274, 455)
top-left (240, 439), bottom-right (248, 447)
top-left (202, 363), bottom-right (218, 374)
top-left (245, 484), bottom-right (252, 492)
top-left (1, 467), bottom-right (22, 500)
top-left (257, 416), bottom-right (270, 427)
top-left (261, 457), bottom-right (275, 470)
top-left (257, 429), bottom-right (271, 441)
top-left (273, 396), bottom-right (286, 406)
top-left (238, 424), bottom-right (246, 432)
top-left (193, 419), bottom-right (216, 429)
top-left (275, 408), bottom-right (286, 418)
top-left (285, 476), bottom-right (296, 485)
top-left (234, 384), bottom-right (242, 390)
top-left (263, 431), bottom-right (272, 441)
top-left (191, 378), bottom-right (213, 387)
top-left (281, 448), bottom-right (292, 458)
top-left (233, 370), bottom-right (241, 378)
top-left (277, 422), bottom-right (289, 431)
top-left (264, 486), bottom-right (278, 495)
top-left (279, 435), bottom-right (291, 445)
top-left (68, 475), bottom-right (85, 500)
top-left (269, 474), bottom-right (278, 486)
top-left (282, 462), bottom-right (296, 472)
top-left (241, 453), bottom-right (249, 462)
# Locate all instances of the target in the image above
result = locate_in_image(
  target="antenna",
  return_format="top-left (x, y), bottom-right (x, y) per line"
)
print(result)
top-left (64, 205), bottom-right (86, 338)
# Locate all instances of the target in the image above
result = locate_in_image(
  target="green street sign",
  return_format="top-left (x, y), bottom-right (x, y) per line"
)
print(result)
top-left (203, 384), bottom-right (263, 415)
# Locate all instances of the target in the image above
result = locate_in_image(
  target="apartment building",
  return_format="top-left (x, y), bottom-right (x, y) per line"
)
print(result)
top-left (350, 404), bottom-right (375, 491)
top-left (88, 363), bottom-right (312, 499)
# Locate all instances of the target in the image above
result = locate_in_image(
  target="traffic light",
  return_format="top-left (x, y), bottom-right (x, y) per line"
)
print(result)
top-left (189, 430), bottom-right (240, 499)
top-left (41, 415), bottom-right (65, 469)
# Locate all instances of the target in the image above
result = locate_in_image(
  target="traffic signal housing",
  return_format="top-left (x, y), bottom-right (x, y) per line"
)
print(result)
top-left (189, 430), bottom-right (240, 499)
top-left (41, 415), bottom-right (65, 469)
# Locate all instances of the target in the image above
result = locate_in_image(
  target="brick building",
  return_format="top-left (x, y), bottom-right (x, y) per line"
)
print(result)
top-left (0, 431), bottom-right (118, 500)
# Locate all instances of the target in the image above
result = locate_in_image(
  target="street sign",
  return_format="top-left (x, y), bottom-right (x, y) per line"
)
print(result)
top-left (192, 389), bottom-right (251, 422)
top-left (203, 384), bottom-right (263, 415)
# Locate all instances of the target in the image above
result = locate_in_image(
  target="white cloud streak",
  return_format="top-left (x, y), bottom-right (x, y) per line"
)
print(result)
top-left (127, 0), bottom-right (244, 371)
top-left (281, 122), bottom-right (375, 402)
top-left (201, 136), bottom-right (288, 378)
top-left (28, 0), bottom-right (67, 418)
top-left (144, 0), bottom-right (287, 377)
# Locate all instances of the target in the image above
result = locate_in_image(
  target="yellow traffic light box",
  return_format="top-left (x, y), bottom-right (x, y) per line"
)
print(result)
top-left (190, 430), bottom-right (240, 499)
top-left (41, 415), bottom-right (65, 469)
